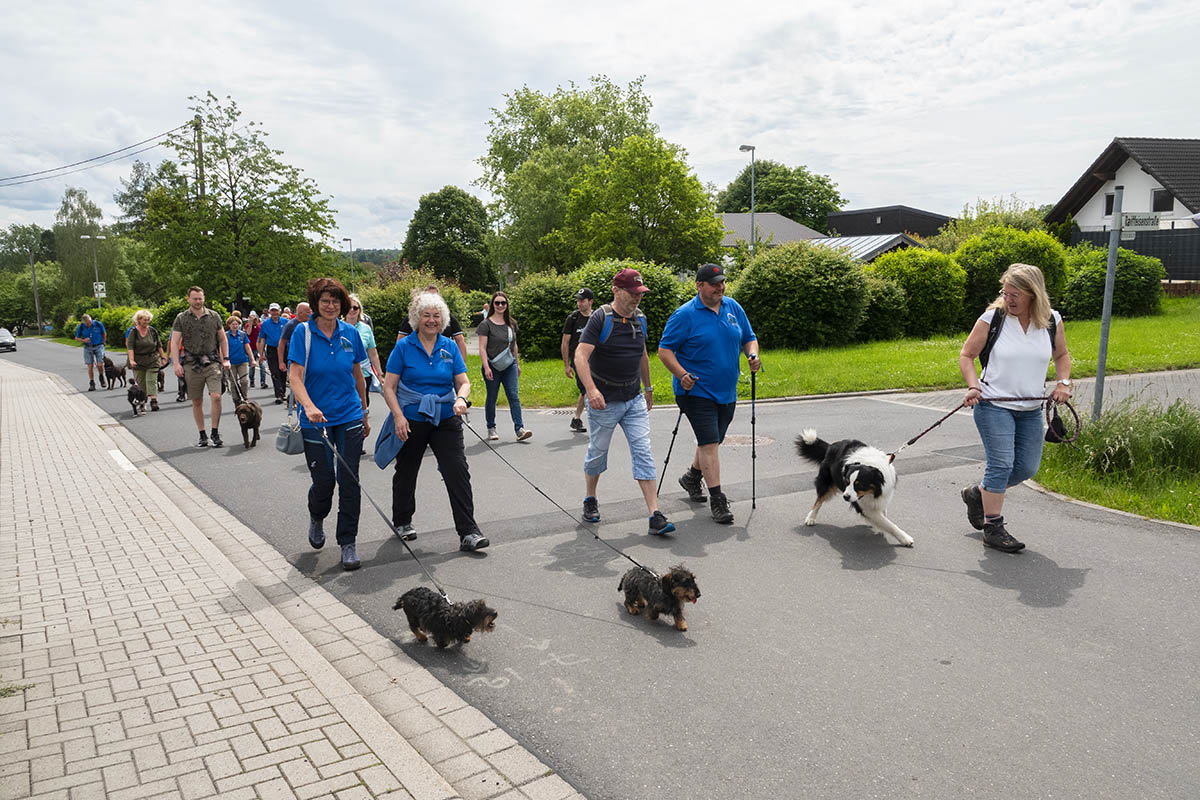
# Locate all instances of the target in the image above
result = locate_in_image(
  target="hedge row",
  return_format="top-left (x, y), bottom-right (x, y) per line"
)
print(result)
top-left (64, 297), bottom-right (229, 350)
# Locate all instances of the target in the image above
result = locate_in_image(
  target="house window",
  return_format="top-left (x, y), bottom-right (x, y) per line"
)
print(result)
top-left (1152, 189), bottom-right (1174, 213)
top-left (1104, 194), bottom-right (1115, 216)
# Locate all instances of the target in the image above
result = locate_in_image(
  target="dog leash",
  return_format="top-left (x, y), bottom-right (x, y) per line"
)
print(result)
top-left (461, 419), bottom-right (661, 579)
top-left (887, 394), bottom-right (1080, 462)
top-left (224, 367), bottom-right (248, 406)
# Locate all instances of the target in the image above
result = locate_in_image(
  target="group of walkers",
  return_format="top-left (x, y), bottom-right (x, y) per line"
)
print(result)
top-left (76, 259), bottom-right (1072, 571)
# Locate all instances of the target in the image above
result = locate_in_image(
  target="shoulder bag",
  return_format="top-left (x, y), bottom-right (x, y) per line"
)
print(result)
top-left (275, 322), bottom-right (310, 455)
top-left (488, 323), bottom-right (515, 372)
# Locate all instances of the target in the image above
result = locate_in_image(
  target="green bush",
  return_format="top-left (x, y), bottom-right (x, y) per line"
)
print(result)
top-left (856, 275), bottom-right (907, 342)
top-left (868, 248), bottom-right (966, 336)
top-left (461, 289), bottom-right (493, 328)
top-left (154, 296), bottom-right (230, 336)
top-left (1062, 399), bottom-right (1200, 477)
top-left (64, 305), bottom-right (150, 348)
top-left (564, 259), bottom-right (691, 351)
top-left (55, 296), bottom-right (99, 335)
top-left (1060, 244), bottom-right (1166, 319)
top-left (954, 226), bottom-right (1066, 329)
top-left (731, 241), bottom-right (867, 349)
top-left (503, 273), bottom-right (577, 360)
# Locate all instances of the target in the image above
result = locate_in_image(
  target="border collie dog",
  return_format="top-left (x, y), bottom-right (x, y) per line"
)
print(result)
top-left (796, 429), bottom-right (913, 548)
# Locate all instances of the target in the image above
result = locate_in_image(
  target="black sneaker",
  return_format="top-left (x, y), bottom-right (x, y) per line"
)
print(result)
top-left (197, 431), bottom-right (209, 448)
top-left (396, 523), bottom-right (417, 541)
top-left (88, 380), bottom-right (96, 392)
top-left (459, 533), bottom-right (490, 551)
top-left (308, 518), bottom-right (325, 549)
top-left (210, 429), bottom-right (223, 448)
top-left (710, 491), bottom-right (734, 524)
top-left (961, 485), bottom-right (985, 530)
top-left (678, 468), bottom-right (707, 503)
top-left (982, 517), bottom-right (1025, 553)
top-left (570, 417), bottom-right (586, 433)
top-left (274, 397), bottom-right (284, 405)
top-left (582, 496), bottom-right (600, 523)
top-left (648, 511), bottom-right (676, 536)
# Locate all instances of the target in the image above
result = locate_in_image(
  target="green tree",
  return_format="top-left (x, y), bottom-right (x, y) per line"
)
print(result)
top-left (401, 186), bottom-right (495, 290)
top-left (717, 160), bottom-right (845, 233)
top-left (922, 195), bottom-right (1047, 253)
top-left (53, 187), bottom-right (115, 300)
top-left (144, 92), bottom-right (336, 305)
top-left (553, 135), bottom-right (724, 269)
top-left (954, 226), bottom-right (1067, 329)
top-left (113, 159), bottom-right (185, 235)
top-left (0, 223), bottom-right (55, 272)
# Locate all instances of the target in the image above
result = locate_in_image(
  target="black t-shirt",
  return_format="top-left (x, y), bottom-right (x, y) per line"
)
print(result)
top-left (280, 317), bottom-right (304, 362)
top-left (562, 309), bottom-right (594, 363)
top-left (398, 313), bottom-right (463, 339)
top-left (578, 309), bottom-right (646, 402)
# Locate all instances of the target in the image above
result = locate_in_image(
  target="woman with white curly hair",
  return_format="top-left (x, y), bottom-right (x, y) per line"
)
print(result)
top-left (381, 292), bottom-right (488, 552)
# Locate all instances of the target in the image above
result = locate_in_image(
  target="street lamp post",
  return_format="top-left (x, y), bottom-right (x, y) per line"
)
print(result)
top-left (739, 144), bottom-right (756, 258)
top-left (342, 237), bottom-right (354, 285)
top-left (79, 234), bottom-right (107, 309)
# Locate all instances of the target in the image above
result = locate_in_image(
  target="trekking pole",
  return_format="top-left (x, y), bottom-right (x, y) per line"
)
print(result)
top-left (751, 370), bottom-right (757, 509)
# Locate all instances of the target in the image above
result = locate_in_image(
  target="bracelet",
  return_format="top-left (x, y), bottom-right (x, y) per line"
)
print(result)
top-left (967, 386), bottom-right (981, 393)
top-left (644, 387), bottom-right (653, 393)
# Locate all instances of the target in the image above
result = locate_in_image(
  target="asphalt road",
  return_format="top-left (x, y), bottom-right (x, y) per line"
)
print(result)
top-left (9, 340), bottom-right (1199, 800)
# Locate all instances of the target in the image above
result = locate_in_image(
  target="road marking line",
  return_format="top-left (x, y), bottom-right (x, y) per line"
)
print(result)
top-left (109, 449), bottom-right (136, 471)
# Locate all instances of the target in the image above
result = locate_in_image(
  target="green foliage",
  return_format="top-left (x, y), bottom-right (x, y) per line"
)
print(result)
top-left (149, 296), bottom-right (230, 343)
top-left (0, 223), bottom-right (56, 272)
top-left (856, 275), bottom-right (907, 342)
top-left (923, 195), bottom-right (1047, 253)
top-left (0, 261), bottom-right (65, 334)
top-left (495, 145), bottom-right (593, 273)
top-left (565, 259), bottom-right (691, 351)
top-left (1045, 213), bottom-right (1079, 247)
top-left (554, 135), bottom-right (723, 270)
top-left (504, 272), bottom-right (578, 360)
top-left (54, 188), bottom-right (114, 301)
top-left (401, 186), bottom-right (495, 290)
top-left (868, 248), bottom-right (967, 336)
top-left (1060, 244), bottom-right (1166, 319)
top-left (731, 241), bottom-right (867, 349)
top-left (954, 226), bottom-right (1067, 329)
top-left (716, 159), bottom-right (845, 233)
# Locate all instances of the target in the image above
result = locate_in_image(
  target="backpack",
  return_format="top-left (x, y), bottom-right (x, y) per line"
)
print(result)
top-left (978, 308), bottom-right (1057, 372)
top-left (597, 304), bottom-right (647, 344)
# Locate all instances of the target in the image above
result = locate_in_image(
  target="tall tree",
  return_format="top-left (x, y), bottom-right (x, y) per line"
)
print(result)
top-left (401, 186), bottom-right (494, 290)
top-left (144, 92), bottom-right (336, 304)
top-left (0, 223), bottom-right (55, 272)
top-left (717, 160), bottom-right (845, 233)
top-left (113, 159), bottom-right (184, 235)
top-left (53, 187), bottom-right (112, 299)
top-left (553, 135), bottom-right (724, 269)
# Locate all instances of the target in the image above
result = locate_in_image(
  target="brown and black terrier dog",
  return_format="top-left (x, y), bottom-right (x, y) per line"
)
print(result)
top-left (102, 356), bottom-right (127, 388)
top-left (127, 378), bottom-right (147, 417)
top-left (394, 586), bottom-right (498, 648)
top-left (618, 565), bottom-right (701, 631)
top-left (235, 398), bottom-right (262, 449)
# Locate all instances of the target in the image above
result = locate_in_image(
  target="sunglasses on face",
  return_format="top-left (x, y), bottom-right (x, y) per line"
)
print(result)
top-left (349, 305), bottom-right (360, 310)
top-left (493, 301), bottom-right (507, 306)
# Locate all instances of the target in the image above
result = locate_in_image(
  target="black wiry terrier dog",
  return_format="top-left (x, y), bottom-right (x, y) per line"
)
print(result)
top-left (618, 565), bottom-right (700, 631)
top-left (394, 587), bottom-right (498, 648)
top-left (235, 398), bottom-right (262, 449)
top-left (127, 378), bottom-right (147, 417)
top-left (102, 356), bottom-right (127, 388)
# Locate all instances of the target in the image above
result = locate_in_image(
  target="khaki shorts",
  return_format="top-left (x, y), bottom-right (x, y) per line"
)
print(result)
top-left (185, 362), bottom-right (223, 397)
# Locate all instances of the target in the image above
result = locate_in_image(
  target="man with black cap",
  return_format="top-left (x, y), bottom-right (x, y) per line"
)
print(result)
top-left (658, 263), bottom-right (760, 524)
top-left (561, 287), bottom-right (595, 432)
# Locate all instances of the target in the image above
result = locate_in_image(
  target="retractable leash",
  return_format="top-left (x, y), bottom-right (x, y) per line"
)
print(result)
top-left (460, 417), bottom-right (661, 579)
top-left (317, 426), bottom-right (452, 602)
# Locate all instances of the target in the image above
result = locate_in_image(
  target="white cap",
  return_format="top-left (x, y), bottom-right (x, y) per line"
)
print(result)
top-left (269, 303), bottom-right (281, 311)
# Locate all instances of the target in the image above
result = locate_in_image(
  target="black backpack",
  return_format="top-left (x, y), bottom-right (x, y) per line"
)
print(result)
top-left (978, 309), bottom-right (1057, 373)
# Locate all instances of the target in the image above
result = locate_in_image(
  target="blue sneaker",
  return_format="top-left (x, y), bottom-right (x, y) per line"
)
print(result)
top-left (340, 543), bottom-right (360, 570)
top-left (648, 511), bottom-right (676, 536)
top-left (308, 518), bottom-right (325, 549)
top-left (582, 496), bottom-right (600, 523)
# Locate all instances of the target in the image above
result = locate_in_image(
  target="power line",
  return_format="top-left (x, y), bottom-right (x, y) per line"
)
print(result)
top-left (0, 141), bottom-right (171, 188)
top-left (0, 122), bottom-right (191, 184)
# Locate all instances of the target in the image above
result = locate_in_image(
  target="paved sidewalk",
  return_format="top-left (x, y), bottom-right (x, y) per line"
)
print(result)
top-left (0, 360), bottom-right (579, 800)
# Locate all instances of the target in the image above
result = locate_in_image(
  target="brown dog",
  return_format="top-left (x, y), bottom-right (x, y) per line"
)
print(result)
top-left (235, 399), bottom-right (262, 449)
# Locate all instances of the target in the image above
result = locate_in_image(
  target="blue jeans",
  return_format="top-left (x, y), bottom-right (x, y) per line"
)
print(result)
top-left (83, 344), bottom-right (106, 365)
top-left (585, 394), bottom-right (655, 480)
top-left (483, 363), bottom-right (524, 432)
top-left (301, 421), bottom-right (364, 545)
top-left (973, 402), bottom-right (1045, 494)
top-left (257, 359), bottom-right (268, 384)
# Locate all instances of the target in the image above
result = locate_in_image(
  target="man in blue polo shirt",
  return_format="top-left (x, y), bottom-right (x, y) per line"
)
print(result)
top-left (74, 313), bottom-right (107, 391)
top-left (658, 263), bottom-right (760, 524)
top-left (257, 303), bottom-right (288, 404)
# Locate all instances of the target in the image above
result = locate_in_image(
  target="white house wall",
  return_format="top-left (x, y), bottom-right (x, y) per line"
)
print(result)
top-left (1075, 156), bottom-right (1198, 230)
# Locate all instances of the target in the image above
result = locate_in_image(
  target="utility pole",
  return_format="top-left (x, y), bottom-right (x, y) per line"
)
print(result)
top-left (193, 114), bottom-right (205, 199)
top-left (1093, 185), bottom-right (1123, 420)
top-left (29, 250), bottom-right (43, 335)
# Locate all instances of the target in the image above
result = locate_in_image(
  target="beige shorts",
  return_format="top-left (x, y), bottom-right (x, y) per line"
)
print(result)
top-left (185, 362), bottom-right (223, 397)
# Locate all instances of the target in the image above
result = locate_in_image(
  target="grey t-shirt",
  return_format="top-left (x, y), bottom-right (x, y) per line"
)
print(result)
top-left (475, 318), bottom-right (516, 360)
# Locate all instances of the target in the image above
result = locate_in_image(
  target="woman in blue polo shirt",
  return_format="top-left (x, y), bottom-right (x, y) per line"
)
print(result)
top-left (225, 315), bottom-right (256, 400)
top-left (288, 278), bottom-right (370, 572)
top-left (382, 292), bottom-right (487, 552)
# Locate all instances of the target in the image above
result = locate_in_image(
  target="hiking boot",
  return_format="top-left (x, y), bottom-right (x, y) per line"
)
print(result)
top-left (570, 417), bottom-right (587, 433)
top-left (961, 485), bottom-right (985, 530)
top-left (197, 431), bottom-right (209, 448)
top-left (982, 517), bottom-right (1025, 553)
top-left (582, 496), bottom-right (600, 523)
top-left (88, 380), bottom-right (96, 392)
top-left (340, 543), bottom-right (361, 570)
top-left (516, 428), bottom-right (533, 441)
top-left (274, 397), bottom-right (284, 405)
top-left (210, 429), bottom-right (223, 448)
top-left (710, 491), bottom-right (734, 524)
top-left (308, 518), bottom-right (325, 550)
top-left (648, 511), bottom-right (676, 536)
top-left (459, 533), bottom-right (490, 551)
top-left (396, 523), bottom-right (417, 541)
top-left (488, 427), bottom-right (499, 441)
top-left (150, 398), bottom-right (159, 411)
top-left (678, 468), bottom-right (707, 503)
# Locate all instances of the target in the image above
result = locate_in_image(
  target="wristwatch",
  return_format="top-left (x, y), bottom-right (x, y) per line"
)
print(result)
top-left (1057, 379), bottom-right (1072, 386)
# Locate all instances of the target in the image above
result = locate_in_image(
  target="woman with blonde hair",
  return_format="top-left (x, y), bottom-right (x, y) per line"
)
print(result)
top-left (225, 314), bottom-right (256, 399)
top-left (958, 263), bottom-right (1072, 553)
top-left (125, 309), bottom-right (166, 411)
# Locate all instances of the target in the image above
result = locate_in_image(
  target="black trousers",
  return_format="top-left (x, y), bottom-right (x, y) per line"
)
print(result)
top-left (391, 415), bottom-right (480, 539)
top-left (266, 345), bottom-right (287, 399)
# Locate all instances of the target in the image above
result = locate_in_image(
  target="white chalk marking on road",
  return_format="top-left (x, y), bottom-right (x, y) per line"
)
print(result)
top-left (109, 449), bottom-right (136, 472)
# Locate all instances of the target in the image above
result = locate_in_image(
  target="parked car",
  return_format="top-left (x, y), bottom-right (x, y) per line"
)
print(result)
top-left (0, 327), bottom-right (16, 352)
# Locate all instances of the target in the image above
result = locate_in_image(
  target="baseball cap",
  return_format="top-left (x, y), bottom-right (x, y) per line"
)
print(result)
top-left (696, 263), bottom-right (726, 284)
top-left (268, 303), bottom-right (281, 311)
top-left (574, 287), bottom-right (595, 300)
top-left (612, 268), bottom-right (649, 294)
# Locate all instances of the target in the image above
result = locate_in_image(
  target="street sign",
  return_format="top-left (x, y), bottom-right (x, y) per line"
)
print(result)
top-left (1121, 231), bottom-right (1137, 241)
top-left (93, 281), bottom-right (106, 298)
top-left (1120, 212), bottom-right (1161, 231)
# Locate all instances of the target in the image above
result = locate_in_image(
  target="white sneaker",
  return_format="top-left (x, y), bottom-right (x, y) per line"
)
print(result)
top-left (488, 428), bottom-right (499, 441)
top-left (516, 428), bottom-right (532, 441)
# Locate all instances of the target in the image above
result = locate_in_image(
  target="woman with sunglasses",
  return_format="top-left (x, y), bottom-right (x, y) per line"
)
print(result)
top-left (476, 291), bottom-right (532, 441)
top-left (344, 294), bottom-right (384, 404)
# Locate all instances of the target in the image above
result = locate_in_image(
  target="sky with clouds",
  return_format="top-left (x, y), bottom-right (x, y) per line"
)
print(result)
top-left (2, 0), bottom-right (1196, 248)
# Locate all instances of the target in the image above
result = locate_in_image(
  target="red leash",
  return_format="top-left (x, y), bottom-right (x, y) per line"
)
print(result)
top-left (887, 395), bottom-right (1080, 463)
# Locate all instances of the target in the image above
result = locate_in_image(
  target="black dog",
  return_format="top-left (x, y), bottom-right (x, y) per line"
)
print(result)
top-left (127, 379), bottom-right (147, 416)
top-left (618, 565), bottom-right (701, 632)
top-left (235, 399), bottom-right (262, 448)
top-left (102, 356), bottom-right (126, 388)
top-left (394, 587), bottom-right (498, 648)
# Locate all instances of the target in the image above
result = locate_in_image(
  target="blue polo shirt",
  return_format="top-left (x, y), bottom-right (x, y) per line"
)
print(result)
top-left (76, 321), bottom-right (106, 346)
top-left (659, 295), bottom-right (756, 404)
top-left (260, 315), bottom-right (286, 347)
top-left (287, 321), bottom-right (368, 429)
top-left (226, 329), bottom-right (250, 365)
top-left (385, 333), bottom-right (466, 423)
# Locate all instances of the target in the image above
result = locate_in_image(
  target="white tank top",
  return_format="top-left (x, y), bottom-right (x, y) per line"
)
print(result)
top-left (978, 307), bottom-right (1061, 411)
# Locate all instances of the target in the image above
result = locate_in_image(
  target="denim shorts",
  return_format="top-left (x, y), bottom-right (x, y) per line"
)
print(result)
top-left (973, 401), bottom-right (1046, 494)
top-left (83, 344), bottom-right (106, 365)
top-left (676, 395), bottom-right (737, 446)
top-left (585, 394), bottom-right (655, 480)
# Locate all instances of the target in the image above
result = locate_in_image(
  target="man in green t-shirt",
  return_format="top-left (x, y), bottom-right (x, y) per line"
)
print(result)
top-left (170, 286), bottom-right (230, 448)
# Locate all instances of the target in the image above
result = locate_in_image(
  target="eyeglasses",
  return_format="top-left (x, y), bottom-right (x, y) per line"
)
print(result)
top-left (493, 301), bottom-right (507, 306)
top-left (1001, 290), bottom-right (1026, 300)
top-left (349, 305), bottom-right (360, 310)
